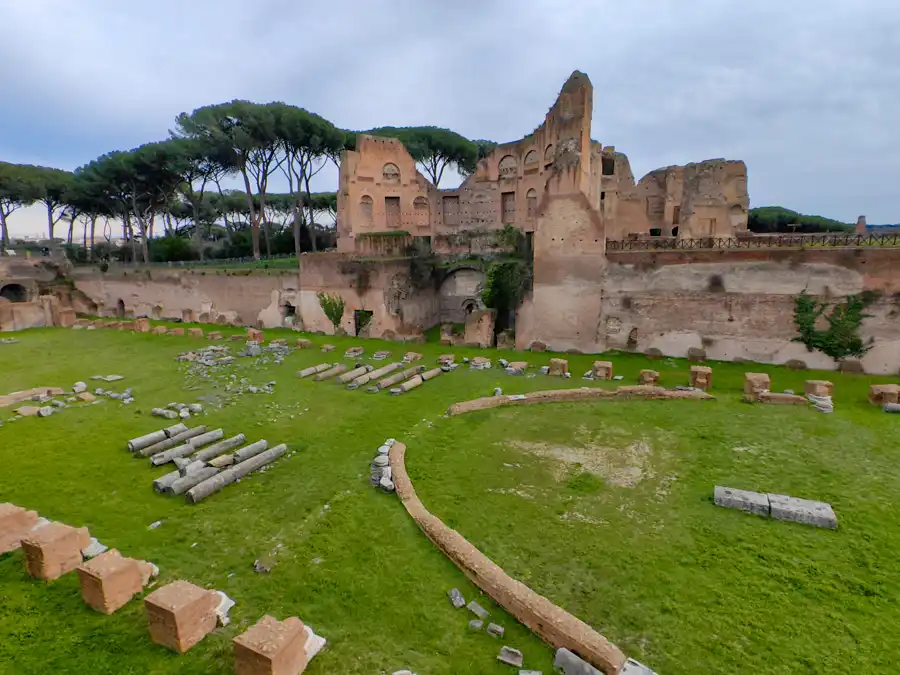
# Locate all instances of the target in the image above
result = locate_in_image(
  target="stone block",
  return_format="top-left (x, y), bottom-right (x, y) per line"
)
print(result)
top-left (170, 328), bottom-right (185, 336)
top-left (120, 321), bottom-right (135, 331)
top-left (743, 372), bottom-right (771, 401)
top-left (57, 308), bottom-right (76, 328)
top-left (233, 614), bottom-right (308, 675)
top-left (687, 347), bottom-right (706, 362)
top-left (463, 310), bottom-right (495, 348)
top-left (690, 365), bottom-right (712, 390)
top-left (296, 339), bottom-right (312, 349)
top-left (767, 494), bottom-right (838, 529)
top-left (497, 646), bottom-right (523, 668)
top-left (134, 318), bottom-right (150, 333)
top-left (77, 549), bottom-right (155, 614)
top-left (151, 325), bottom-right (168, 335)
top-left (592, 361), bottom-right (613, 380)
top-left (0, 503), bottom-right (39, 554)
top-left (77, 392), bottom-right (96, 403)
top-left (639, 369), bottom-right (659, 385)
top-left (321, 344), bottom-right (335, 352)
top-left (188, 328), bottom-right (204, 338)
top-left (438, 354), bottom-right (455, 366)
top-left (144, 580), bottom-right (219, 653)
top-left (714, 486), bottom-right (770, 517)
top-left (758, 392), bottom-right (807, 405)
top-left (548, 358), bottom-right (568, 376)
top-left (403, 351), bottom-right (423, 362)
top-left (529, 340), bottom-right (547, 352)
top-left (207, 331), bottom-right (223, 340)
top-left (553, 648), bottom-right (602, 675)
top-left (620, 658), bottom-right (660, 674)
top-left (868, 384), bottom-right (900, 405)
top-left (804, 380), bottom-right (833, 397)
top-left (21, 522), bottom-right (91, 581)
top-left (14, 405), bottom-right (40, 416)
top-left (507, 361), bottom-right (529, 375)
top-left (248, 328), bottom-right (265, 343)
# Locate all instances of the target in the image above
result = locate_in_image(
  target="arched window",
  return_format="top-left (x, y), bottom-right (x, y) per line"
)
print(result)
top-left (0, 284), bottom-right (28, 303)
top-left (498, 155), bottom-right (518, 180)
top-left (544, 144), bottom-right (554, 163)
top-left (524, 150), bottom-right (538, 165)
top-left (382, 163), bottom-right (400, 184)
top-left (359, 195), bottom-right (374, 226)
top-left (526, 189), bottom-right (538, 220)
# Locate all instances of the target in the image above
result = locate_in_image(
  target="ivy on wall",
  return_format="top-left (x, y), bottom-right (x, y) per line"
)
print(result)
top-left (792, 291), bottom-right (876, 361)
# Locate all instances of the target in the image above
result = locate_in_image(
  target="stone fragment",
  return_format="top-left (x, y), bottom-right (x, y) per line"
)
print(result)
top-left (467, 600), bottom-right (489, 620)
top-left (758, 391), bottom-right (807, 405)
top-left (619, 658), bottom-right (659, 674)
top-left (144, 580), bottom-right (220, 653)
top-left (152, 326), bottom-right (168, 335)
top-left (553, 648), bottom-right (602, 675)
top-left (529, 340), bottom-right (547, 352)
top-left (638, 370), bottom-right (659, 385)
top-left (170, 328), bottom-right (185, 336)
top-left (714, 486), bottom-right (770, 517)
top-left (14, 405), bottom-right (41, 417)
top-left (547, 358), bottom-right (568, 376)
top-left (77, 549), bottom-right (156, 614)
top-left (804, 380), bottom-right (833, 397)
top-left (767, 493), bottom-right (838, 529)
top-left (868, 383), bottom-right (900, 405)
top-left (81, 537), bottom-right (109, 559)
top-left (0, 503), bottom-right (39, 554)
top-left (498, 646), bottom-right (524, 668)
top-left (73, 381), bottom-right (87, 394)
top-left (690, 365), bottom-right (712, 390)
top-left (134, 318), bottom-right (151, 333)
top-left (743, 372), bottom-right (771, 402)
top-left (448, 588), bottom-right (465, 609)
top-left (38, 406), bottom-right (55, 417)
top-left (592, 361), bottom-right (613, 380)
top-left (468, 620), bottom-right (484, 631)
top-left (506, 361), bottom-right (529, 375)
top-left (247, 327), bottom-right (265, 343)
top-left (233, 614), bottom-right (309, 675)
top-left (344, 346), bottom-right (364, 359)
top-left (321, 344), bottom-right (335, 352)
top-left (21, 522), bottom-right (91, 581)
top-left (487, 623), bottom-right (505, 638)
top-left (207, 331), bottom-right (223, 340)
top-left (295, 338), bottom-right (313, 348)
top-left (187, 328), bottom-right (204, 338)
top-left (438, 354), bottom-right (455, 366)
top-left (208, 454), bottom-right (235, 468)
top-left (404, 351), bottom-right (423, 362)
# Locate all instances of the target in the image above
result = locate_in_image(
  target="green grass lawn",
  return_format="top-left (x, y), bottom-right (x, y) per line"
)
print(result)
top-left (0, 327), bottom-right (897, 674)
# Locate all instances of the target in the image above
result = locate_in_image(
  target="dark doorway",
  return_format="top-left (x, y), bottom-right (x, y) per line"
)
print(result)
top-left (116, 298), bottom-right (125, 318)
top-left (282, 302), bottom-right (296, 318)
top-left (0, 283), bottom-right (28, 303)
top-left (354, 309), bottom-right (373, 336)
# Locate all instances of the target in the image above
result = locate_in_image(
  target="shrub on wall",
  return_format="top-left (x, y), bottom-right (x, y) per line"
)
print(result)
top-left (793, 291), bottom-right (876, 361)
top-left (317, 292), bottom-right (345, 332)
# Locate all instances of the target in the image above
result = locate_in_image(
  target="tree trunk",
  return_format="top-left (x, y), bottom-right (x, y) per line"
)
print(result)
top-left (47, 204), bottom-right (55, 241)
top-left (67, 216), bottom-right (74, 245)
top-left (191, 200), bottom-right (205, 260)
top-left (186, 444), bottom-right (287, 504)
top-left (89, 215), bottom-right (97, 259)
top-left (0, 209), bottom-right (9, 247)
top-left (240, 167), bottom-right (261, 260)
top-left (262, 220), bottom-right (272, 257)
top-left (292, 209), bottom-right (302, 257)
top-left (302, 173), bottom-right (317, 252)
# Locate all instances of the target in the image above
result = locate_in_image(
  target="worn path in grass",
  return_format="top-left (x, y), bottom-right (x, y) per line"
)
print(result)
top-left (0, 326), bottom-right (897, 673)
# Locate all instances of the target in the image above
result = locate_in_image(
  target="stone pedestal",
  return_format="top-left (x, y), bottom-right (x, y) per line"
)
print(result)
top-left (248, 328), bottom-right (265, 343)
top-left (170, 328), bottom-right (185, 336)
top-left (57, 308), bottom-right (76, 328)
top-left (21, 522), bottom-right (91, 581)
top-left (592, 361), bottom-right (613, 380)
top-left (233, 615), bottom-right (308, 675)
top-left (152, 326), bottom-right (168, 335)
top-left (868, 384), bottom-right (900, 405)
top-left (0, 503), bottom-right (39, 554)
top-left (804, 380), bottom-right (833, 397)
top-left (548, 358), bottom-right (568, 376)
top-left (188, 328), bottom-right (204, 338)
top-left (743, 373), bottom-right (771, 402)
top-left (639, 369), bottom-right (659, 385)
top-left (144, 580), bottom-right (219, 653)
top-left (77, 549), bottom-right (155, 614)
top-left (463, 310), bottom-right (495, 348)
top-left (134, 318), bottom-right (151, 333)
top-left (690, 366), bottom-right (712, 390)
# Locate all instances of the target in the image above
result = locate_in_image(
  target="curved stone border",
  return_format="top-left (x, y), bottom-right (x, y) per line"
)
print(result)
top-left (389, 441), bottom-right (627, 674)
top-left (447, 384), bottom-right (714, 416)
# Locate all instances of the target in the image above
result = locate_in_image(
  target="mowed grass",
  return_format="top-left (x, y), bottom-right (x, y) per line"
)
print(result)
top-left (0, 327), bottom-right (898, 674)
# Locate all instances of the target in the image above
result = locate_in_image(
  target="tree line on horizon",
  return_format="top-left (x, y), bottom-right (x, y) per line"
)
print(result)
top-left (0, 100), bottom-right (496, 262)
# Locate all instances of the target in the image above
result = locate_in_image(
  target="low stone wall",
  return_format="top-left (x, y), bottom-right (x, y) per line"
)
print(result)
top-left (446, 385), bottom-right (714, 416)
top-left (389, 441), bottom-right (627, 674)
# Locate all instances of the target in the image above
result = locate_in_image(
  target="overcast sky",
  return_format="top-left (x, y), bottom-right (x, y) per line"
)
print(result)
top-left (3, 0), bottom-right (899, 237)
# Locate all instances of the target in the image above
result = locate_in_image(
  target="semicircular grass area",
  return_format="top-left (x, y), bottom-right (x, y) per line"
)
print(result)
top-left (405, 399), bottom-right (900, 675)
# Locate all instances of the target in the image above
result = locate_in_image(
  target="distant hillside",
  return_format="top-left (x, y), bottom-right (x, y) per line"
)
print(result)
top-left (748, 206), bottom-right (852, 234)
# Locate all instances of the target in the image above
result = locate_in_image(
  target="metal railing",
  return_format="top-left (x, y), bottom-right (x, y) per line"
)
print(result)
top-left (606, 233), bottom-right (900, 251)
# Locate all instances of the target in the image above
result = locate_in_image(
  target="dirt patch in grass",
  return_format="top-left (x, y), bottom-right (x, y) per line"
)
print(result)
top-left (504, 437), bottom-right (654, 487)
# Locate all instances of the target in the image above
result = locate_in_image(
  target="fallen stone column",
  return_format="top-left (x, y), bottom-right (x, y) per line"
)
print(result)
top-left (186, 444), bottom-right (288, 504)
top-left (297, 363), bottom-right (332, 378)
top-left (337, 365), bottom-right (372, 384)
top-left (350, 362), bottom-right (401, 389)
top-left (392, 375), bottom-right (424, 394)
top-left (127, 430), bottom-right (168, 453)
top-left (137, 426), bottom-right (208, 458)
top-left (187, 428), bottom-right (225, 449)
top-left (164, 423), bottom-right (189, 438)
top-left (372, 366), bottom-right (425, 391)
top-left (192, 434), bottom-right (246, 463)
top-left (421, 367), bottom-right (442, 381)
top-left (150, 443), bottom-right (199, 467)
top-left (758, 392), bottom-right (807, 405)
top-left (153, 470), bottom-right (182, 493)
top-left (232, 440), bottom-right (269, 463)
top-left (313, 364), bottom-right (347, 382)
top-left (166, 467), bottom-right (220, 496)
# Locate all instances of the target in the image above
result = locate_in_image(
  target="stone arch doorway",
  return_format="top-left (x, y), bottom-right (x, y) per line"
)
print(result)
top-left (438, 267), bottom-right (486, 324)
top-left (116, 299), bottom-right (125, 318)
top-left (0, 283), bottom-right (28, 303)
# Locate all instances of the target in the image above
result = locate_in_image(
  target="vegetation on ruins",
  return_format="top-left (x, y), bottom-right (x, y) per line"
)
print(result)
top-left (793, 291), bottom-right (875, 360)
top-left (3, 328), bottom-right (900, 674)
top-left (317, 291), bottom-right (346, 331)
top-left (359, 126), bottom-right (481, 185)
top-left (481, 224), bottom-right (533, 328)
